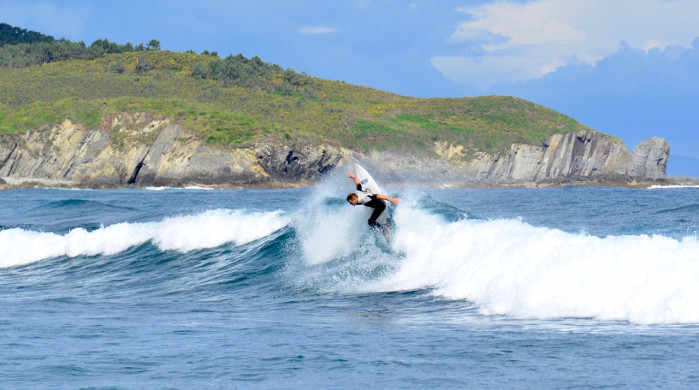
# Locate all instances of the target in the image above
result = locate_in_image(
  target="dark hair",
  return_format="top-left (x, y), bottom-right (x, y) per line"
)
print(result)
top-left (347, 193), bottom-right (358, 202)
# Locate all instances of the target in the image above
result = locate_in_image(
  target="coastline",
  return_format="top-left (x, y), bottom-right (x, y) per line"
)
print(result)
top-left (2, 175), bottom-right (695, 191)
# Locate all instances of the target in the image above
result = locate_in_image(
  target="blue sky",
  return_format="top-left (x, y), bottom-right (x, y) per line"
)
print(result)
top-left (3, 0), bottom-right (698, 176)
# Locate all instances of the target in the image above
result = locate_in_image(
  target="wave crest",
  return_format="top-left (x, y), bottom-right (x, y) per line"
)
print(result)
top-left (370, 204), bottom-right (699, 324)
top-left (0, 209), bottom-right (289, 268)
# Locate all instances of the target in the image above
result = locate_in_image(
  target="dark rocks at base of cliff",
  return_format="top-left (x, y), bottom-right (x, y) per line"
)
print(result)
top-left (527, 174), bottom-right (671, 188)
top-left (255, 141), bottom-right (347, 183)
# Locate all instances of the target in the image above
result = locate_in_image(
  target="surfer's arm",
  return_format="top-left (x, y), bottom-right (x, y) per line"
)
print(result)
top-left (376, 194), bottom-right (399, 204)
top-left (347, 172), bottom-right (360, 185)
top-left (348, 172), bottom-right (362, 190)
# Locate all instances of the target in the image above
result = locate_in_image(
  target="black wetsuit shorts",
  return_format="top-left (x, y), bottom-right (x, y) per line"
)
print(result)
top-left (357, 183), bottom-right (386, 228)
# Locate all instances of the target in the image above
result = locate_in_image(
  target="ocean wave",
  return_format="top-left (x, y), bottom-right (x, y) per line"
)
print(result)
top-left (28, 198), bottom-right (137, 212)
top-left (0, 209), bottom-right (290, 268)
top-left (286, 191), bottom-right (699, 325)
top-left (363, 203), bottom-right (699, 325)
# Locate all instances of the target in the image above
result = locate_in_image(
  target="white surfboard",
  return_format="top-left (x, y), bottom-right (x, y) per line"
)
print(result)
top-left (353, 163), bottom-right (389, 225)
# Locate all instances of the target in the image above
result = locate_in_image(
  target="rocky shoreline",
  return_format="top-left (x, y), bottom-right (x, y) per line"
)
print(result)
top-left (0, 113), bottom-right (683, 190)
top-left (2, 174), bottom-right (692, 191)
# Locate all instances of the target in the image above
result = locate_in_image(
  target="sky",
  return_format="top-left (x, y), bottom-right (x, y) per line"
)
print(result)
top-left (2, 0), bottom-right (698, 176)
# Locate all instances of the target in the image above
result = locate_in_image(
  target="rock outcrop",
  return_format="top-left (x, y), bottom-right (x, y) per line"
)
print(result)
top-left (359, 130), bottom-right (669, 186)
top-left (627, 137), bottom-right (670, 179)
top-left (0, 115), bottom-right (350, 188)
top-left (0, 114), bottom-right (670, 188)
top-left (255, 140), bottom-right (349, 183)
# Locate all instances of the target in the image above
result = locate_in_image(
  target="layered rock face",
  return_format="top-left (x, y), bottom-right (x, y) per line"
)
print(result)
top-left (0, 115), bottom-right (669, 188)
top-left (0, 115), bottom-right (346, 188)
top-left (365, 131), bottom-right (669, 185)
top-left (472, 131), bottom-right (669, 182)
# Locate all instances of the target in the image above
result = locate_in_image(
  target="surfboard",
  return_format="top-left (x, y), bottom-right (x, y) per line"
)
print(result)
top-left (353, 163), bottom-right (389, 226)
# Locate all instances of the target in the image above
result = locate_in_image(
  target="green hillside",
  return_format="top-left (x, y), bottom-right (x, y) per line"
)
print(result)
top-left (0, 27), bottom-right (598, 157)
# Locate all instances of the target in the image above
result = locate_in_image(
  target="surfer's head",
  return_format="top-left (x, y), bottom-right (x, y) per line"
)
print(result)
top-left (347, 193), bottom-right (359, 205)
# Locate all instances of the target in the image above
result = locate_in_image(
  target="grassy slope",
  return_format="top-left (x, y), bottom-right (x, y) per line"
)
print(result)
top-left (0, 50), bottom-right (601, 157)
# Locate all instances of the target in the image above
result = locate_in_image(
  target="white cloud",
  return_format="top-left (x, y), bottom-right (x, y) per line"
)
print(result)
top-left (433, 0), bottom-right (699, 87)
top-left (642, 40), bottom-right (669, 52)
top-left (451, 1), bottom-right (588, 47)
top-left (300, 26), bottom-right (338, 34)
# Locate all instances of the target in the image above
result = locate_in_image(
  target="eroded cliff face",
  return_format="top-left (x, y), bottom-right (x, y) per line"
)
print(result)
top-left (357, 131), bottom-right (669, 185)
top-left (465, 131), bottom-right (669, 182)
top-left (0, 114), bottom-right (347, 188)
top-left (0, 114), bottom-right (669, 188)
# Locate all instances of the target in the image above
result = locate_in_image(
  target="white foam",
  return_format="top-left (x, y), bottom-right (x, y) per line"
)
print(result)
top-left (0, 209), bottom-right (289, 268)
top-left (363, 204), bottom-right (699, 325)
top-left (648, 184), bottom-right (699, 189)
top-left (144, 186), bottom-right (217, 191)
top-left (295, 197), bottom-right (368, 266)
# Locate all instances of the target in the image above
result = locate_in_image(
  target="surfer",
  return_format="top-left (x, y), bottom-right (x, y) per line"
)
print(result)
top-left (346, 171), bottom-right (399, 230)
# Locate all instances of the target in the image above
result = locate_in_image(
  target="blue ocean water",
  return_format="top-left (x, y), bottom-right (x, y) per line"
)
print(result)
top-left (1, 182), bottom-right (698, 389)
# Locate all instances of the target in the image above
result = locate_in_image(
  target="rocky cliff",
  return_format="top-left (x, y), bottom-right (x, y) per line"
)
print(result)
top-left (492, 131), bottom-right (669, 182)
top-left (364, 131), bottom-right (670, 185)
top-left (0, 114), bottom-right (669, 188)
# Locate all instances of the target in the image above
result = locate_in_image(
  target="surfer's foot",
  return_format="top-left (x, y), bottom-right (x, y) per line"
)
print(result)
top-left (381, 222), bottom-right (392, 238)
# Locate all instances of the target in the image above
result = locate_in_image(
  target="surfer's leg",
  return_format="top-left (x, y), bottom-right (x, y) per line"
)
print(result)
top-left (367, 200), bottom-right (386, 228)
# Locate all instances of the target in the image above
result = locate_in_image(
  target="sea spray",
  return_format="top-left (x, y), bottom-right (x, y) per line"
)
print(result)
top-left (288, 184), bottom-right (402, 292)
top-left (295, 201), bottom-right (368, 266)
top-left (294, 174), bottom-right (398, 266)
